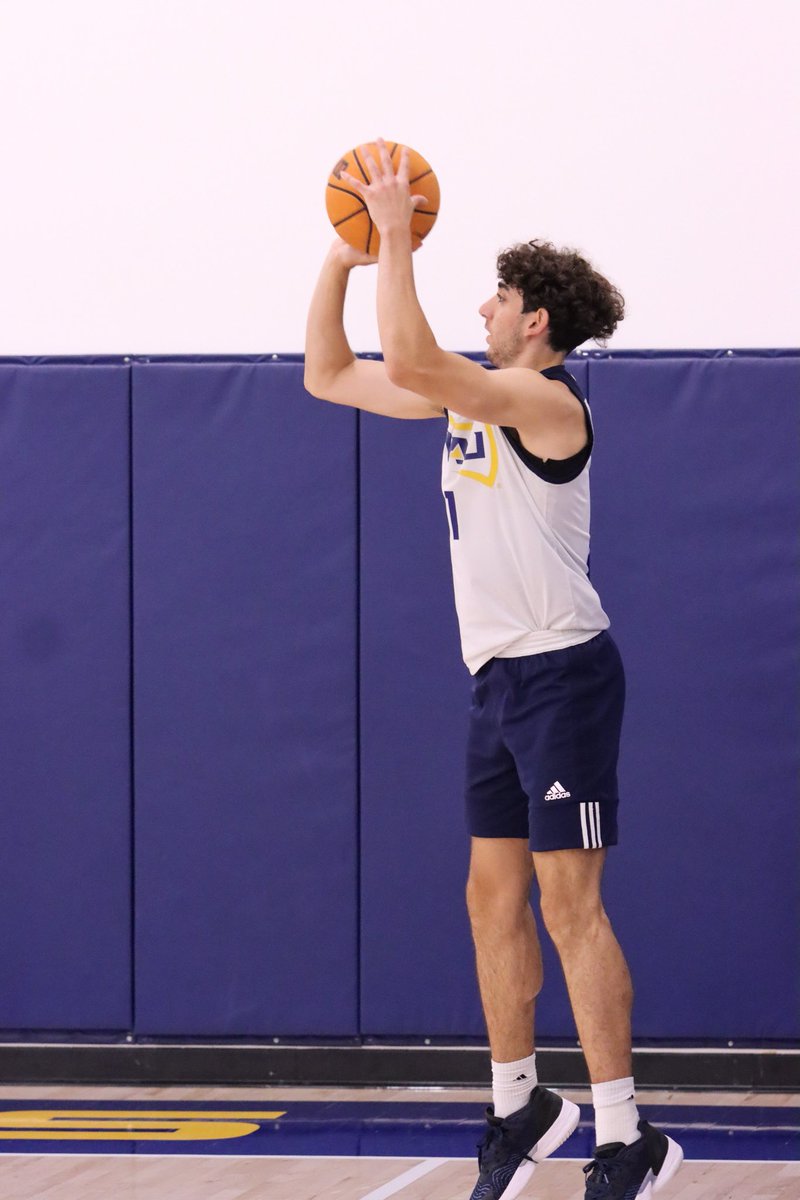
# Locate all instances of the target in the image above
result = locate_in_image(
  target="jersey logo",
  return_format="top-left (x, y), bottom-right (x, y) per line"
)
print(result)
top-left (445, 416), bottom-right (498, 487)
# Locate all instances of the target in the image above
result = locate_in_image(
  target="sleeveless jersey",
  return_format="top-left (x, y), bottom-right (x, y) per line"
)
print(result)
top-left (441, 365), bottom-right (610, 674)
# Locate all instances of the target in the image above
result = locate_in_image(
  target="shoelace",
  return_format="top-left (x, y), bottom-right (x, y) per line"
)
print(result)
top-left (582, 1155), bottom-right (623, 1198)
top-left (474, 1113), bottom-right (520, 1161)
top-left (476, 1119), bottom-right (507, 1168)
top-left (476, 1117), bottom-right (531, 1171)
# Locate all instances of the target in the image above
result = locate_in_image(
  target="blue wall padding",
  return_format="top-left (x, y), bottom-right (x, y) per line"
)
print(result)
top-left (131, 363), bottom-right (358, 1035)
top-left (358, 412), bottom-right (475, 1035)
top-left (588, 355), bottom-right (800, 1038)
top-left (0, 364), bottom-right (132, 1028)
top-left (0, 352), bottom-right (796, 1043)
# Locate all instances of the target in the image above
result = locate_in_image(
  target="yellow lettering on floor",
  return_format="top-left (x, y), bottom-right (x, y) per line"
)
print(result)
top-left (0, 1110), bottom-right (286, 1141)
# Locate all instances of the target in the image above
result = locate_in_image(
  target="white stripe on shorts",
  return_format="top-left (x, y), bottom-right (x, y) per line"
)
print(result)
top-left (580, 802), bottom-right (603, 849)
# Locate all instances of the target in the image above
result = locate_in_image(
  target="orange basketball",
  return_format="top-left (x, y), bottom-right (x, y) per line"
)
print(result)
top-left (325, 141), bottom-right (440, 256)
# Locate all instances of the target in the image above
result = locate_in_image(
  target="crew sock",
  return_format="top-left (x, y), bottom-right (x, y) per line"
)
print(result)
top-left (491, 1052), bottom-right (538, 1119)
top-left (591, 1076), bottom-right (640, 1147)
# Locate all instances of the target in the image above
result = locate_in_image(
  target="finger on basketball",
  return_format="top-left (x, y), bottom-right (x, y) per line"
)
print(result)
top-left (376, 138), bottom-right (394, 175)
top-left (397, 146), bottom-right (410, 184)
top-left (339, 170), bottom-right (364, 193)
top-left (359, 145), bottom-right (381, 181)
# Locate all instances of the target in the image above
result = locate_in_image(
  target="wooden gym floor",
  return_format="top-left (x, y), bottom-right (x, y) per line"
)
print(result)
top-left (0, 1084), bottom-right (796, 1199)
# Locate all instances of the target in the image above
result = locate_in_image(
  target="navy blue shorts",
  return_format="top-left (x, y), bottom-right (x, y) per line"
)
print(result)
top-left (465, 631), bottom-right (625, 852)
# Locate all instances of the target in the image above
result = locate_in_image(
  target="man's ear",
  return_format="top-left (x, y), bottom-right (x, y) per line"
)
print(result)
top-left (524, 307), bottom-right (550, 338)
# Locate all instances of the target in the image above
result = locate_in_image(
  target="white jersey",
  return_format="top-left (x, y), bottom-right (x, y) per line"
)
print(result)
top-left (441, 365), bottom-right (610, 675)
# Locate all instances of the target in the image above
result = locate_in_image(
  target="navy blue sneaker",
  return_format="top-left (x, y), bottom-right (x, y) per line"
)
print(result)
top-left (469, 1085), bottom-right (580, 1200)
top-left (583, 1119), bottom-right (684, 1199)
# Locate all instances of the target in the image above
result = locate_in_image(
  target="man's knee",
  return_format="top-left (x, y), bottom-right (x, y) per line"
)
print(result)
top-left (539, 890), bottom-right (608, 950)
top-left (466, 875), bottom-right (529, 932)
top-left (535, 848), bottom-right (607, 948)
top-left (466, 838), bottom-right (533, 935)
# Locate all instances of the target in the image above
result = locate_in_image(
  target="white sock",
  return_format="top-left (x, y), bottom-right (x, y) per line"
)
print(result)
top-left (491, 1053), bottom-right (538, 1119)
top-left (591, 1076), bottom-right (640, 1146)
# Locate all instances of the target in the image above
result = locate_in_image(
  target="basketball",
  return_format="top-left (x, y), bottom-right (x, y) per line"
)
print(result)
top-left (325, 141), bottom-right (440, 256)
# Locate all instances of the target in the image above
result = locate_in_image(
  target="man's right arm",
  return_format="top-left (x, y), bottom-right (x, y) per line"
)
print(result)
top-left (304, 242), bottom-right (444, 420)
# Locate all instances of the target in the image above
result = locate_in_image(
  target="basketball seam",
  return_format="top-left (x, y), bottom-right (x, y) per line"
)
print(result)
top-left (328, 182), bottom-right (363, 199)
top-left (333, 209), bottom-right (369, 229)
top-left (352, 148), bottom-right (370, 184)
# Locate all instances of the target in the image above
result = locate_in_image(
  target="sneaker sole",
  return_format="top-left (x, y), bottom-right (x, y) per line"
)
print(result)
top-left (653, 1136), bottom-right (684, 1192)
top-left (638, 1136), bottom-right (684, 1198)
top-left (495, 1098), bottom-right (581, 1200)
top-left (532, 1096), bottom-right (581, 1161)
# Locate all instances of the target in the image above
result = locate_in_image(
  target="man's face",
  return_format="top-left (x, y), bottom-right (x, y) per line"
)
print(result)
top-left (478, 283), bottom-right (527, 367)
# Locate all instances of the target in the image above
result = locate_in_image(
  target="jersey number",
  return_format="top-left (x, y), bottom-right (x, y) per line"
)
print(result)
top-left (444, 490), bottom-right (459, 540)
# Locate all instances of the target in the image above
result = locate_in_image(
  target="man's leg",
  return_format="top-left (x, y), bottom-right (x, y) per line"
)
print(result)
top-left (465, 836), bottom-right (581, 1200)
top-left (466, 836), bottom-right (541, 1067)
top-left (532, 846), bottom-right (632, 1085)
top-left (533, 846), bottom-right (683, 1197)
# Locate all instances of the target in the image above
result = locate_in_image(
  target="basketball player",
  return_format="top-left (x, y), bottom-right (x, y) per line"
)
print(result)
top-left (304, 140), bottom-right (683, 1200)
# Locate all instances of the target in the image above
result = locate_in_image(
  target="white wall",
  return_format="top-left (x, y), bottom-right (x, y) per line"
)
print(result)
top-left (0, 0), bottom-right (797, 353)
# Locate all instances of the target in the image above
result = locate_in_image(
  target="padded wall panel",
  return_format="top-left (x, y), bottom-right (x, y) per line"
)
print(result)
top-left (133, 363), bottom-right (358, 1035)
top-left (358, 362), bottom-right (591, 1037)
top-left (0, 364), bottom-right (132, 1028)
top-left (588, 354), bottom-right (799, 1039)
top-left (359, 413), bottom-right (474, 1036)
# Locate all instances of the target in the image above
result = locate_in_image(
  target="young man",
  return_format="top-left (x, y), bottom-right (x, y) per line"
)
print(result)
top-left (304, 141), bottom-right (683, 1200)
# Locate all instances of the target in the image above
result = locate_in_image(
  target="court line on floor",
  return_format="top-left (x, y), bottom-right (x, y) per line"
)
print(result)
top-left (359, 1159), bottom-right (451, 1200)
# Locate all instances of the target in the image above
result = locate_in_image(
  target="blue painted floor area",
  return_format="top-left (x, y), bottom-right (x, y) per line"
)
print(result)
top-left (0, 1100), bottom-right (796, 1160)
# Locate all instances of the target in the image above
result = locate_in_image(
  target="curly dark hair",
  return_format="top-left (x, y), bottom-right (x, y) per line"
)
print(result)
top-left (496, 239), bottom-right (625, 354)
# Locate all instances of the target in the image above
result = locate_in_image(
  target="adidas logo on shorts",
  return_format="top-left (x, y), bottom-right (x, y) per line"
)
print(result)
top-left (544, 780), bottom-right (571, 801)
